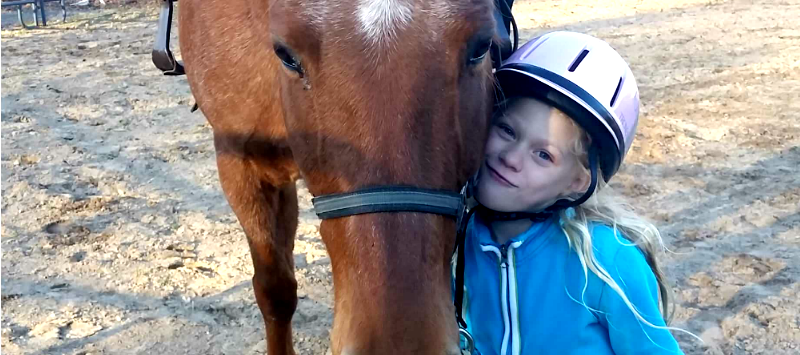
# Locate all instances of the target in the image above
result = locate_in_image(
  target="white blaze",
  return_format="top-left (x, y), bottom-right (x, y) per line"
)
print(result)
top-left (357, 0), bottom-right (413, 44)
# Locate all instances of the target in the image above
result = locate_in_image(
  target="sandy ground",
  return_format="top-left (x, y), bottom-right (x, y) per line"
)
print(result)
top-left (2, 0), bottom-right (799, 354)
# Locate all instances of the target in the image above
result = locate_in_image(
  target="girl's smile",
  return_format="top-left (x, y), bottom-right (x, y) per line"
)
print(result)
top-left (486, 162), bottom-right (517, 188)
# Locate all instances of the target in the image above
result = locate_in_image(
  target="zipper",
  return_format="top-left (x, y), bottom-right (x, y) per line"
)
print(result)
top-left (500, 254), bottom-right (510, 355)
top-left (481, 242), bottom-right (521, 355)
top-left (507, 246), bottom-right (521, 355)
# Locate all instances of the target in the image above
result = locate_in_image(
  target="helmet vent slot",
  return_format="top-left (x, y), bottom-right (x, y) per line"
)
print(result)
top-left (610, 76), bottom-right (623, 107)
top-left (567, 49), bottom-right (589, 72)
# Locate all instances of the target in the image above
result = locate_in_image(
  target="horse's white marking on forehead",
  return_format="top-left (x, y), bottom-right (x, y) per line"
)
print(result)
top-left (357, 0), bottom-right (414, 44)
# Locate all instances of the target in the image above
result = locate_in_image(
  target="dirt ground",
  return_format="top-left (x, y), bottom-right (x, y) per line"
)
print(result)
top-left (1, 0), bottom-right (798, 354)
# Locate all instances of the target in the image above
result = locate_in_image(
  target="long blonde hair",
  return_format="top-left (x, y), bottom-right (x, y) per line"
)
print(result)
top-left (561, 114), bottom-right (676, 327)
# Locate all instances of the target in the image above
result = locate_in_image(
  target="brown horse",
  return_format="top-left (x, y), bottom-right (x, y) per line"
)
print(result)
top-left (175, 0), bottom-right (502, 353)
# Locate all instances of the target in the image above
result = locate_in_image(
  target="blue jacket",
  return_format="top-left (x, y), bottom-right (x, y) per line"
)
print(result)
top-left (454, 213), bottom-right (683, 355)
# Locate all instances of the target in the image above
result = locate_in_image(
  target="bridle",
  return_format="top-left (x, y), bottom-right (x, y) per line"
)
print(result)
top-left (312, 182), bottom-right (475, 346)
top-left (310, 1), bottom-right (516, 353)
top-left (150, 0), bottom-right (517, 353)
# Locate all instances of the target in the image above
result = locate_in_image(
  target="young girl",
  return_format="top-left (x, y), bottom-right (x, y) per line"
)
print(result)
top-left (455, 31), bottom-right (684, 354)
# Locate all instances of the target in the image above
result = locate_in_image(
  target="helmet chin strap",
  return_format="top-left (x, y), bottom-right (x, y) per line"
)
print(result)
top-left (546, 145), bottom-right (600, 211)
top-left (479, 146), bottom-right (600, 221)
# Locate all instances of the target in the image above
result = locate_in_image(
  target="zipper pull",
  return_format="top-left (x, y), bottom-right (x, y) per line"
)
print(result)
top-left (500, 244), bottom-right (509, 265)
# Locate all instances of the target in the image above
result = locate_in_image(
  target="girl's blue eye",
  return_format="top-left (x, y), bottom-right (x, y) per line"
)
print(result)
top-left (538, 151), bottom-right (552, 162)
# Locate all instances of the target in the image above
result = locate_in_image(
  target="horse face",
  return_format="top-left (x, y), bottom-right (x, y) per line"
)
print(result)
top-left (270, 0), bottom-right (496, 353)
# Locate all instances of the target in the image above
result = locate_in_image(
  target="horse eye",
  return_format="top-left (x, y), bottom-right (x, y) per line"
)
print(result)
top-left (468, 40), bottom-right (492, 65)
top-left (274, 44), bottom-right (304, 75)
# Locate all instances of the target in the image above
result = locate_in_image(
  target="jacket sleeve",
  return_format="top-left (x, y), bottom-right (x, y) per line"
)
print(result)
top-left (597, 244), bottom-right (684, 354)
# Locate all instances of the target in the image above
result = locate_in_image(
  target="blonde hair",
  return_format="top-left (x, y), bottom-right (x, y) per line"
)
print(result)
top-left (560, 114), bottom-right (689, 336)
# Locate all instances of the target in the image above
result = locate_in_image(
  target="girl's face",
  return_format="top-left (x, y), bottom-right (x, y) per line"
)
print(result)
top-left (475, 97), bottom-right (590, 213)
